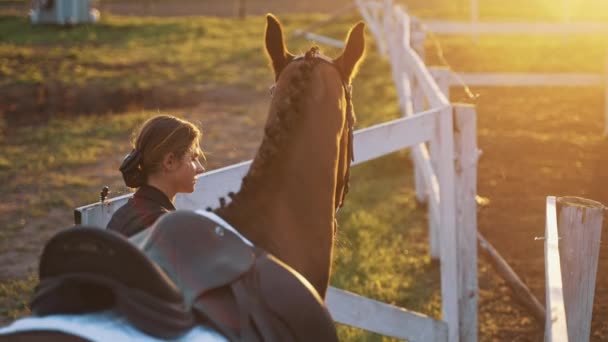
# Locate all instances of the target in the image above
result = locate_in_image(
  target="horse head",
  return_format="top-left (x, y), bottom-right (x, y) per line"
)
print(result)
top-left (215, 14), bottom-right (365, 298)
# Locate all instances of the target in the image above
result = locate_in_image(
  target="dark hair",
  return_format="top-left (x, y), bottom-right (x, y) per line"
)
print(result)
top-left (120, 115), bottom-right (202, 188)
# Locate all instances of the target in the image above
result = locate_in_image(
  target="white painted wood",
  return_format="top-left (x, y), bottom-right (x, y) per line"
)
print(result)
top-left (353, 108), bottom-right (439, 165)
top-left (556, 197), bottom-right (605, 342)
top-left (470, 0), bottom-right (478, 27)
top-left (326, 287), bottom-right (448, 342)
top-left (76, 160), bottom-right (251, 226)
top-left (292, 31), bottom-right (345, 48)
top-left (403, 46), bottom-right (449, 108)
top-left (545, 196), bottom-right (569, 342)
top-left (436, 105), bottom-right (459, 342)
top-left (173, 160), bottom-right (252, 211)
top-left (411, 144), bottom-right (440, 221)
top-left (383, 0), bottom-right (392, 59)
top-left (604, 56), bottom-right (608, 136)
top-left (355, 0), bottom-right (386, 56)
top-left (407, 21), bottom-right (432, 209)
top-left (411, 31), bottom-right (426, 62)
top-left (76, 195), bottom-right (130, 227)
top-left (411, 143), bottom-right (441, 262)
top-left (431, 68), bottom-right (452, 98)
top-left (454, 105), bottom-right (478, 342)
top-left (605, 81), bottom-right (608, 136)
top-left (449, 72), bottom-right (604, 87)
top-left (423, 21), bottom-right (608, 35)
top-left (394, 9), bottom-right (431, 211)
top-left (562, 0), bottom-right (571, 24)
top-left (425, 68), bottom-right (451, 260)
top-left (396, 6), bottom-right (411, 54)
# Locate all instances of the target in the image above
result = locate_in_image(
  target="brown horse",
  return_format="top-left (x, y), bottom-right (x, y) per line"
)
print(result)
top-left (215, 14), bottom-right (365, 298)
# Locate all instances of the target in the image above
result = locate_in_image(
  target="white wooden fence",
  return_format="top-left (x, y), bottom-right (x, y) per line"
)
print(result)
top-left (75, 1), bottom-right (480, 341)
top-left (544, 197), bottom-right (605, 342)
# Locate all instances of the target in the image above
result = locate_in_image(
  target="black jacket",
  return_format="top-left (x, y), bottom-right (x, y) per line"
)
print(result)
top-left (106, 185), bottom-right (176, 237)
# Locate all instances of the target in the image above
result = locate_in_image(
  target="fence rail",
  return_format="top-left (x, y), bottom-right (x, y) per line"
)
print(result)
top-left (327, 287), bottom-right (448, 341)
top-left (422, 20), bottom-right (608, 35)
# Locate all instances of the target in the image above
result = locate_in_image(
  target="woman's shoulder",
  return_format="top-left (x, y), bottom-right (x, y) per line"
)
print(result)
top-left (106, 196), bottom-right (170, 237)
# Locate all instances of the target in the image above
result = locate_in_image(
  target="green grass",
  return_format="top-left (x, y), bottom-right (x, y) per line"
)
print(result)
top-left (0, 13), bottom-right (343, 91)
top-left (333, 151), bottom-right (441, 341)
top-left (0, 274), bottom-right (36, 322)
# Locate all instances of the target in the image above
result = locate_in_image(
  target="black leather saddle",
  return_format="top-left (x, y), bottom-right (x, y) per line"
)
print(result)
top-left (30, 211), bottom-right (338, 342)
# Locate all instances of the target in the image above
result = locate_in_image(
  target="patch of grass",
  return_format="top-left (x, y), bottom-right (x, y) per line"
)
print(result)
top-left (0, 274), bottom-right (36, 323)
top-left (0, 13), bottom-right (328, 90)
top-left (332, 151), bottom-right (441, 341)
top-left (0, 110), bottom-right (173, 222)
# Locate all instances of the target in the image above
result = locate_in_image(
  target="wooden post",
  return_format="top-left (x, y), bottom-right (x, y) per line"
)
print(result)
top-left (424, 68), bottom-right (452, 260)
top-left (454, 104), bottom-right (478, 342)
top-left (355, 0), bottom-right (386, 56)
top-left (393, 6), bottom-right (412, 115)
top-left (557, 196), bottom-right (604, 342)
top-left (545, 196), bottom-right (569, 341)
top-left (471, 0), bottom-right (478, 41)
top-left (437, 104), bottom-right (459, 342)
top-left (604, 52), bottom-right (608, 136)
top-left (410, 17), bottom-right (429, 205)
top-left (237, 0), bottom-right (246, 19)
top-left (382, 0), bottom-right (393, 58)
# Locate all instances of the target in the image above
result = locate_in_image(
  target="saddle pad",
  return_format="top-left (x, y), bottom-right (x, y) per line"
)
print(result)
top-left (0, 311), bottom-right (228, 342)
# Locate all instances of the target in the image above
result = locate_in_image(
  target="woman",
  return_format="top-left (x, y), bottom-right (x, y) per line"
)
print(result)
top-left (106, 115), bottom-right (205, 237)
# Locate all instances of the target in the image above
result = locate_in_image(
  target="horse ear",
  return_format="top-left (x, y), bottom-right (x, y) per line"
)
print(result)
top-left (335, 22), bottom-right (366, 83)
top-left (265, 14), bottom-right (294, 80)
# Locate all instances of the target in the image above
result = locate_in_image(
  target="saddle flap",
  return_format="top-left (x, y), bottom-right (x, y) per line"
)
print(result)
top-left (37, 226), bottom-right (182, 302)
top-left (255, 254), bottom-right (339, 342)
top-left (131, 210), bottom-right (256, 306)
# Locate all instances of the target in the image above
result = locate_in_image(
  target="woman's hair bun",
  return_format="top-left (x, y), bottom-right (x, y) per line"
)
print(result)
top-left (119, 150), bottom-right (145, 188)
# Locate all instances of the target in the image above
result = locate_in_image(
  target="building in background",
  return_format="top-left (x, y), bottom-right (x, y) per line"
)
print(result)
top-left (29, 0), bottom-right (99, 25)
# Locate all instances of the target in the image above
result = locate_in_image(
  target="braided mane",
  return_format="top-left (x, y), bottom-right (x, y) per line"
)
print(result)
top-left (213, 47), bottom-right (322, 217)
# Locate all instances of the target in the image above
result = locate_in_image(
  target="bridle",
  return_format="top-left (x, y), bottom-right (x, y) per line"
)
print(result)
top-left (269, 48), bottom-right (356, 213)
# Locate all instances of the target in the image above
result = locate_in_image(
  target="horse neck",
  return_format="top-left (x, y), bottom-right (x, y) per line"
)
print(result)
top-left (217, 65), bottom-right (346, 296)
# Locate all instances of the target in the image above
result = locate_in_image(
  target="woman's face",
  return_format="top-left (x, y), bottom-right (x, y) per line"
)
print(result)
top-left (173, 144), bottom-right (205, 193)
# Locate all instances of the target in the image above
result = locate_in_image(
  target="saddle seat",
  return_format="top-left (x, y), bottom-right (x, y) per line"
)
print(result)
top-left (30, 211), bottom-right (338, 342)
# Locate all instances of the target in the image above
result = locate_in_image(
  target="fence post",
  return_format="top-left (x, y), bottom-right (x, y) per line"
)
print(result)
top-left (556, 196), bottom-right (604, 342)
top-left (437, 104), bottom-right (459, 342)
top-left (470, 0), bottom-right (478, 41)
top-left (424, 68), bottom-right (452, 260)
top-left (410, 16), bottom-right (429, 205)
top-left (545, 196), bottom-right (569, 341)
top-left (454, 104), bottom-right (478, 342)
top-left (604, 49), bottom-right (608, 137)
top-left (383, 0), bottom-right (394, 59)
